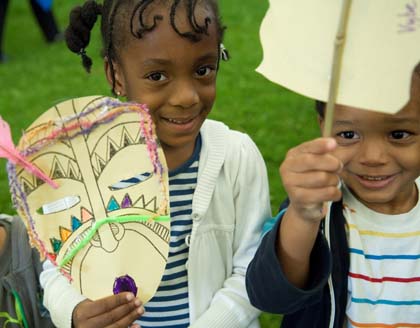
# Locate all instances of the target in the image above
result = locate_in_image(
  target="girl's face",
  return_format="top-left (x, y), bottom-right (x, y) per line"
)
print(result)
top-left (107, 7), bottom-right (219, 169)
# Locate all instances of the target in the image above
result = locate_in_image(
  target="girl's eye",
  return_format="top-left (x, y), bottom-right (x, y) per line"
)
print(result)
top-left (337, 131), bottom-right (359, 139)
top-left (196, 66), bottom-right (214, 77)
top-left (146, 72), bottom-right (167, 82)
top-left (390, 130), bottom-right (411, 140)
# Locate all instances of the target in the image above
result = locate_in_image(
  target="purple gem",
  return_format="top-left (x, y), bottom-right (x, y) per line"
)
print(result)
top-left (113, 274), bottom-right (138, 296)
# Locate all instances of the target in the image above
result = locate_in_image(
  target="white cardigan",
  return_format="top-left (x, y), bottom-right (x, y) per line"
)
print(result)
top-left (40, 119), bottom-right (272, 327)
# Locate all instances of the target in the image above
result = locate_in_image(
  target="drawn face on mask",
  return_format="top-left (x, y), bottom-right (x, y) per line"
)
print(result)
top-left (12, 96), bottom-right (170, 302)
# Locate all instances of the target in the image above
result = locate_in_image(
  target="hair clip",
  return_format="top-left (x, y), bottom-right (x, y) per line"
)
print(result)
top-left (78, 48), bottom-right (87, 57)
top-left (220, 43), bottom-right (230, 61)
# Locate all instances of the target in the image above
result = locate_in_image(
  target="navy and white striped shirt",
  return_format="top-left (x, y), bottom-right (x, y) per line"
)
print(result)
top-left (138, 135), bottom-right (201, 328)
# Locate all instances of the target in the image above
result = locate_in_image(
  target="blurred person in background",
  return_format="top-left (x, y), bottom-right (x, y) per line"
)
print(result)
top-left (0, 0), bottom-right (62, 62)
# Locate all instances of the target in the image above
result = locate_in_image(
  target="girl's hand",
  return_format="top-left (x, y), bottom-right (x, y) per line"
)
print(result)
top-left (280, 137), bottom-right (343, 223)
top-left (72, 292), bottom-right (144, 328)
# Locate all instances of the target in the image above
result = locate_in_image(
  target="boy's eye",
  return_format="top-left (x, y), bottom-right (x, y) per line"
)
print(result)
top-left (390, 130), bottom-right (411, 140)
top-left (196, 66), bottom-right (214, 77)
top-left (146, 72), bottom-right (167, 82)
top-left (337, 131), bottom-right (359, 139)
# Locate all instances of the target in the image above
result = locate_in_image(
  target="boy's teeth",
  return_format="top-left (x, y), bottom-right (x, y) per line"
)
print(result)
top-left (363, 176), bottom-right (386, 181)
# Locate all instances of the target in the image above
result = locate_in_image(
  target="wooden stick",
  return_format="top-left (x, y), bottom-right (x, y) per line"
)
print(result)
top-left (323, 0), bottom-right (353, 137)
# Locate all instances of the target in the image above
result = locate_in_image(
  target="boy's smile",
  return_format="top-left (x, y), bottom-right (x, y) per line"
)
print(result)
top-left (326, 73), bottom-right (420, 214)
top-left (107, 5), bottom-right (219, 170)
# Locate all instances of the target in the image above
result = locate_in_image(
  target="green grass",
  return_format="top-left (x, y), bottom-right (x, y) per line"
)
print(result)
top-left (0, 1), bottom-right (320, 326)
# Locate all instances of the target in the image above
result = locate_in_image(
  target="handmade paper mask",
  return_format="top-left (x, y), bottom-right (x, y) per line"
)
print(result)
top-left (258, 0), bottom-right (420, 114)
top-left (7, 96), bottom-right (170, 302)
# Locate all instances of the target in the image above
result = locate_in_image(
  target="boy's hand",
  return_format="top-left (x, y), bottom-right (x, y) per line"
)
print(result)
top-left (280, 137), bottom-right (342, 223)
top-left (72, 292), bottom-right (144, 328)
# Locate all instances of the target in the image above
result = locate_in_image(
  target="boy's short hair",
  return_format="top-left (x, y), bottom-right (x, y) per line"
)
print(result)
top-left (315, 100), bottom-right (326, 118)
top-left (414, 61), bottom-right (420, 77)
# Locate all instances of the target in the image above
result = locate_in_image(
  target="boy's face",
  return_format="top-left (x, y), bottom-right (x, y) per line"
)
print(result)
top-left (324, 74), bottom-right (420, 214)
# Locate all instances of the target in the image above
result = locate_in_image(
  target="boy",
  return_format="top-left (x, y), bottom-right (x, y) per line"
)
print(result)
top-left (0, 214), bottom-right (54, 327)
top-left (246, 63), bottom-right (420, 327)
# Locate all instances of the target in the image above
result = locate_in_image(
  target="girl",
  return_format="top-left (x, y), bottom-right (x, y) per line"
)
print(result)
top-left (40, 0), bottom-right (271, 327)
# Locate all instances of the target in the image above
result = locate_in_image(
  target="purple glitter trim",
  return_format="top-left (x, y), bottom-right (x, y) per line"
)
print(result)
top-left (7, 161), bottom-right (47, 255)
top-left (113, 274), bottom-right (138, 296)
top-left (23, 99), bottom-right (151, 156)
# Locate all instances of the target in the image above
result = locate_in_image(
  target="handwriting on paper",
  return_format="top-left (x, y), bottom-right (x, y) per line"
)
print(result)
top-left (399, 1), bottom-right (420, 33)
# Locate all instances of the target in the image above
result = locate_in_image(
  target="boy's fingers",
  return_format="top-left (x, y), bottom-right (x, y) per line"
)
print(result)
top-left (286, 171), bottom-right (341, 189)
top-left (284, 152), bottom-right (342, 173)
top-left (291, 137), bottom-right (337, 156)
top-left (290, 185), bottom-right (342, 206)
top-left (283, 138), bottom-right (342, 174)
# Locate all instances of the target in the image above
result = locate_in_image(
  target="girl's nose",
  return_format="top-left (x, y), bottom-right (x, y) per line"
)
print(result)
top-left (168, 79), bottom-right (199, 109)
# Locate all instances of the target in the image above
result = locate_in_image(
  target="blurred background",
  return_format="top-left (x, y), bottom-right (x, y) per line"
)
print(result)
top-left (0, 0), bottom-right (320, 326)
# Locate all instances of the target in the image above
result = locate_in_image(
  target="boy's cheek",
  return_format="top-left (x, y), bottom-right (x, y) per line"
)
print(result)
top-left (331, 147), bottom-right (355, 168)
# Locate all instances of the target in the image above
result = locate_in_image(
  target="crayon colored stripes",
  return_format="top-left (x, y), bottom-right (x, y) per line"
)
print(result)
top-left (349, 272), bottom-right (420, 283)
top-left (349, 318), bottom-right (420, 327)
top-left (349, 248), bottom-right (420, 260)
top-left (351, 297), bottom-right (420, 306)
top-left (347, 224), bottom-right (420, 238)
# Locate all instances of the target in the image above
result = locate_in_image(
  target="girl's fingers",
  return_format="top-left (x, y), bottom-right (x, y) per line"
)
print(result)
top-left (90, 297), bottom-right (143, 327)
top-left (105, 306), bottom-right (144, 328)
top-left (73, 293), bottom-right (143, 328)
top-left (81, 293), bottom-right (136, 318)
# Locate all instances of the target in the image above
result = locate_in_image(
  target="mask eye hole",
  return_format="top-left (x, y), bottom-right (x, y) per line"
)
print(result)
top-left (37, 196), bottom-right (81, 215)
top-left (109, 172), bottom-right (153, 191)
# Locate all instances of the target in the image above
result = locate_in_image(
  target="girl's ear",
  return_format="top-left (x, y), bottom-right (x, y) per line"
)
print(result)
top-left (104, 57), bottom-right (126, 96)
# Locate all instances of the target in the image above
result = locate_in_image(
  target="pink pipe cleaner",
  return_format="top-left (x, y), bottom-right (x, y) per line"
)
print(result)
top-left (0, 117), bottom-right (58, 188)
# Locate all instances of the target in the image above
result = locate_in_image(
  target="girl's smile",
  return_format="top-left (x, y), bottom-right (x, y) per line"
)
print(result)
top-left (160, 109), bottom-right (205, 131)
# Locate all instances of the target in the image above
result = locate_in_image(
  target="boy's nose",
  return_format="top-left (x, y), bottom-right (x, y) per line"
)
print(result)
top-left (168, 79), bottom-right (199, 109)
top-left (358, 140), bottom-right (388, 166)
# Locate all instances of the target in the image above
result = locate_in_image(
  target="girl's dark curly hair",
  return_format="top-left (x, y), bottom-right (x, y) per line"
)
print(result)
top-left (65, 0), bottom-right (226, 94)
